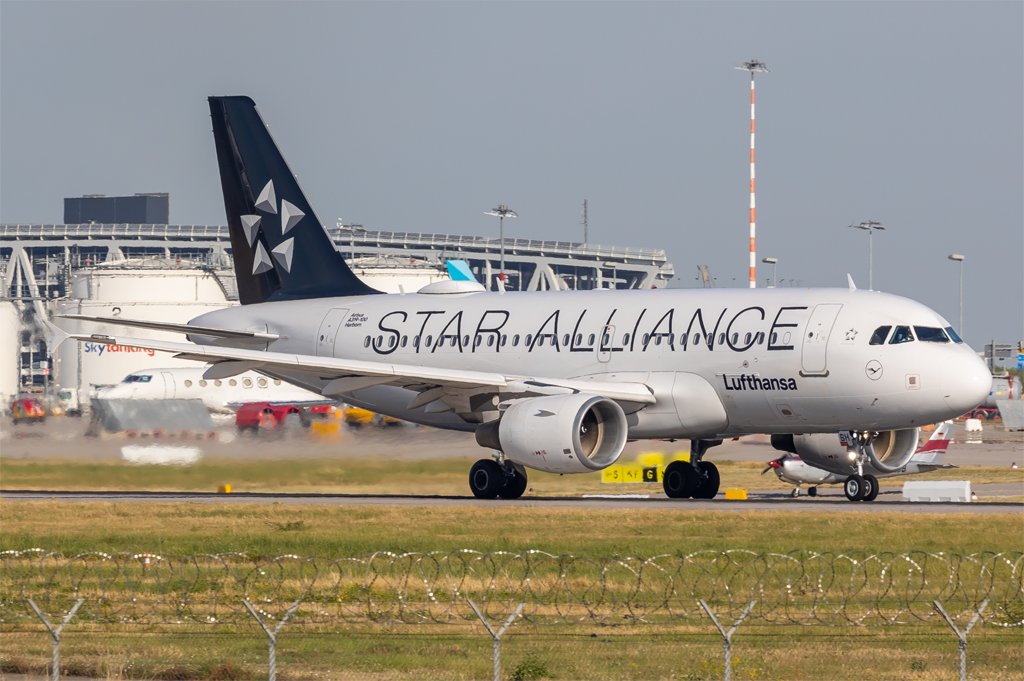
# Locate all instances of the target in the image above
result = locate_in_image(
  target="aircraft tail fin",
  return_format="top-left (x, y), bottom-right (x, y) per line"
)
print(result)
top-left (911, 420), bottom-right (953, 464)
top-left (208, 96), bottom-right (382, 304)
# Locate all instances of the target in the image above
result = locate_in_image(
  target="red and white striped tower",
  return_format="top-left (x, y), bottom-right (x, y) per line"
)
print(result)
top-left (736, 59), bottom-right (768, 288)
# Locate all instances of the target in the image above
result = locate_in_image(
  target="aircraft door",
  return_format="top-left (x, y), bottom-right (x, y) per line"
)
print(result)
top-left (800, 303), bottom-right (843, 376)
top-left (597, 325), bottom-right (614, 363)
top-left (160, 371), bottom-right (176, 399)
top-left (316, 308), bottom-right (350, 357)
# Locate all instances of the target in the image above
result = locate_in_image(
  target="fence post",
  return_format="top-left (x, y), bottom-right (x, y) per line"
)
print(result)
top-left (26, 598), bottom-right (84, 681)
top-left (698, 600), bottom-right (756, 681)
top-left (468, 599), bottom-right (525, 681)
top-left (934, 599), bottom-right (988, 681)
top-left (243, 598), bottom-right (303, 681)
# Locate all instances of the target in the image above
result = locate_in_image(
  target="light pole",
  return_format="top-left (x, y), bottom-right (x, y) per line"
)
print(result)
top-left (849, 221), bottom-right (885, 290)
top-left (761, 257), bottom-right (778, 287)
top-left (948, 253), bottom-right (965, 336)
top-left (484, 204), bottom-right (517, 289)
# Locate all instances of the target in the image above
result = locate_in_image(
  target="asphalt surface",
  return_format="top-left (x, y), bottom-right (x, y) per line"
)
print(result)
top-left (2, 417), bottom-right (1021, 513)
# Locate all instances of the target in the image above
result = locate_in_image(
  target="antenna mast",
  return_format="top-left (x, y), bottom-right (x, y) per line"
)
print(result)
top-left (736, 59), bottom-right (768, 289)
top-left (582, 199), bottom-right (588, 245)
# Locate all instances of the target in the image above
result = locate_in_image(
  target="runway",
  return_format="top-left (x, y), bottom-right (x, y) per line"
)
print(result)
top-left (3, 488), bottom-right (1021, 514)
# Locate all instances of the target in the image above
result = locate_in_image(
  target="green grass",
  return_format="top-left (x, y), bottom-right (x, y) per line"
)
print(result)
top-left (2, 500), bottom-right (1022, 557)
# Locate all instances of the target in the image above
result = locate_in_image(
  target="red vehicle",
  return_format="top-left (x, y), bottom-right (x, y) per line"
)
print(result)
top-left (10, 397), bottom-right (47, 425)
top-left (235, 402), bottom-right (333, 433)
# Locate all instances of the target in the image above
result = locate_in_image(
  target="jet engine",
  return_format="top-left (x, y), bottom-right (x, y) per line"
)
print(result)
top-left (771, 428), bottom-right (921, 475)
top-left (475, 394), bottom-right (628, 474)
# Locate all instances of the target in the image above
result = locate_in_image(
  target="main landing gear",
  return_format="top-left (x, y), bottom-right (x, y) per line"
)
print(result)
top-left (663, 439), bottom-right (722, 500)
top-left (843, 431), bottom-right (880, 502)
top-left (469, 458), bottom-right (528, 500)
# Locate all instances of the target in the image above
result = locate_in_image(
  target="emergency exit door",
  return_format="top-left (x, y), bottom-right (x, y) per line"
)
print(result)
top-left (800, 304), bottom-right (842, 376)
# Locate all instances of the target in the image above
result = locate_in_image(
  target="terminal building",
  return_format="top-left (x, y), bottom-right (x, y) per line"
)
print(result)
top-left (0, 205), bottom-right (674, 402)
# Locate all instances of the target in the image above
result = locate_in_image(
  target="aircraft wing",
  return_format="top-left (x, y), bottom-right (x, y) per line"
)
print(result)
top-left (51, 325), bottom-right (655, 409)
top-left (57, 314), bottom-right (280, 341)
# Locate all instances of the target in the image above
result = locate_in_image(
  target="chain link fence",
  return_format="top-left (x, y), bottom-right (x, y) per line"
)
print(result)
top-left (1, 549), bottom-right (1021, 680)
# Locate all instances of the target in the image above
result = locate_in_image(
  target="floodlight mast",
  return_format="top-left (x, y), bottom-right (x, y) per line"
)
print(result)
top-left (484, 204), bottom-right (518, 289)
top-left (849, 220), bottom-right (885, 290)
top-left (761, 256), bottom-right (778, 287)
top-left (736, 59), bottom-right (768, 289)
top-left (948, 253), bottom-right (965, 337)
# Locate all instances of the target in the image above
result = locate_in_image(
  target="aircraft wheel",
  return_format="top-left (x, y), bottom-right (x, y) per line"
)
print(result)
top-left (807, 487), bottom-right (818, 497)
top-left (498, 467), bottom-right (528, 500)
top-left (695, 461), bottom-right (720, 499)
top-left (469, 459), bottom-right (505, 499)
top-left (861, 474), bottom-right (879, 502)
top-left (663, 461), bottom-right (698, 499)
top-left (844, 475), bottom-right (866, 502)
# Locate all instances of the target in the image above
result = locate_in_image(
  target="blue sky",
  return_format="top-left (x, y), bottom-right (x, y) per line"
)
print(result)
top-left (1, 1), bottom-right (1021, 348)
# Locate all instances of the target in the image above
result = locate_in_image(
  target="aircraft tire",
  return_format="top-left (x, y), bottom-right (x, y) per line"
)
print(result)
top-left (469, 459), bottom-right (505, 499)
top-left (807, 487), bottom-right (818, 497)
top-left (663, 461), bottom-right (698, 499)
top-left (861, 474), bottom-right (879, 502)
top-left (844, 475), bottom-right (866, 502)
top-left (695, 462), bottom-right (720, 499)
top-left (497, 468), bottom-right (528, 500)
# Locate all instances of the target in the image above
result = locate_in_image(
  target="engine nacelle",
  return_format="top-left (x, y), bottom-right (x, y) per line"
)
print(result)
top-left (475, 394), bottom-right (628, 474)
top-left (771, 428), bottom-right (921, 476)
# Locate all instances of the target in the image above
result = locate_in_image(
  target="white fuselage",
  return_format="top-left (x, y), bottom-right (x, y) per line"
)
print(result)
top-left (190, 287), bottom-right (991, 437)
top-left (97, 367), bottom-right (327, 413)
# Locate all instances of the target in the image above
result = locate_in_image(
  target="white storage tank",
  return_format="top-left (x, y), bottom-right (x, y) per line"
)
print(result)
top-left (54, 261), bottom-right (234, 398)
top-left (0, 300), bottom-right (20, 405)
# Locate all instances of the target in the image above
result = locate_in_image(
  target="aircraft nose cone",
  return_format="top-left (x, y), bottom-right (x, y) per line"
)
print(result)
top-left (944, 353), bottom-right (992, 415)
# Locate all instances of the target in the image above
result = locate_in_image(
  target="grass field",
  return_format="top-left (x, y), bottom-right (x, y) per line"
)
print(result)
top-left (2, 454), bottom-right (1022, 680)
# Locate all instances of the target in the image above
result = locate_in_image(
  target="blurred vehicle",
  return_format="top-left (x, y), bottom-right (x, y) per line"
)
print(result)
top-left (57, 388), bottom-right (83, 417)
top-left (343, 405), bottom-right (402, 427)
top-left (235, 402), bottom-right (333, 433)
top-left (10, 397), bottom-right (47, 425)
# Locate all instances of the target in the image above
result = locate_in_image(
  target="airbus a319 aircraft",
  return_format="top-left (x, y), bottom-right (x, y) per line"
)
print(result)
top-left (53, 96), bottom-right (991, 500)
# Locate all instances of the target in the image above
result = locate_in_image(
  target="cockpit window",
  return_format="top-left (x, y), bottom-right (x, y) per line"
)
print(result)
top-left (123, 375), bottom-right (152, 383)
top-left (869, 326), bottom-right (891, 345)
top-left (945, 326), bottom-right (964, 344)
top-left (889, 326), bottom-right (914, 344)
top-left (914, 326), bottom-right (949, 343)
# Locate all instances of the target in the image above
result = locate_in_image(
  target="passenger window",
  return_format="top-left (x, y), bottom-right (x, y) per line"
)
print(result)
top-left (945, 326), bottom-right (963, 344)
top-left (243, 378), bottom-right (253, 388)
top-left (487, 336), bottom-right (495, 347)
top-left (425, 335), bottom-right (433, 346)
top-left (215, 380), bottom-right (222, 387)
top-left (229, 379), bottom-right (237, 387)
top-left (642, 333), bottom-right (650, 345)
top-left (273, 379), bottom-right (281, 386)
top-left (463, 335), bottom-right (470, 347)
top-left (526, 334), bottom-right (533, 346)
top-left (869, 326), bottom-right (891, 345)
top-left (562, 334), bottom-right (570, 346)
top-left (363, 336), bottom-right (371, 348)
top-left (184, 380), bottom-right (192, 388)
top-left (915, 326), bottom-right (949, 343)
top-left (744, 332), bottom-right (752, 345)
top-left (588, 333), bottom-right (596, 345)
top-left (718, 333), bottom-right (725, 346)
top-left (199, 380), bottom-right (207, 388)
top-left (680, 334), bottom-right (688, 348)
top-left (731, 333), bottom-right (739, 345)
top-left (889, 326), bottom-right (914, 344)
top-left (623, 333), bottom-right (631, 345)
top-left (500, 335), bottom-right (507, 347)
top-left (400, 336), bottom-right (407, 348)
top-left (512, 334), bottom-right (520, 346)
top-left (257, 377), bottom-right (268, 387)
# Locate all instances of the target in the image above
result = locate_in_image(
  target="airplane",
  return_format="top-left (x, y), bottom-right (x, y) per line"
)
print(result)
top-left (50, 95), bottom-right (992, 501)
top-left (96, 367), bottom-right (332, 414)
top-left (765, 420), bottom-right (955, 501)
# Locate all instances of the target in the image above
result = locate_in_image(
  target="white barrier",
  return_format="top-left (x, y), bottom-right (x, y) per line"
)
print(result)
top-left (903, 480), bottom-right (972, 503)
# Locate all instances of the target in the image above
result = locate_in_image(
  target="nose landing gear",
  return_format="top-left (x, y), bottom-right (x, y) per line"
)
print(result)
top-left (843, 432), bottom-right (881, 502)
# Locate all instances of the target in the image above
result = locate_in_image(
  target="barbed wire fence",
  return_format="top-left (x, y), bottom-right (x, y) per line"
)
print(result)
top-left (1, 549), bottom-right (1021, 680)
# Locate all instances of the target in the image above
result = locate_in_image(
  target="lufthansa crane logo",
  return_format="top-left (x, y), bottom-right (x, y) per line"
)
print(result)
top-left (865, 360), bottom-right (883, 381)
